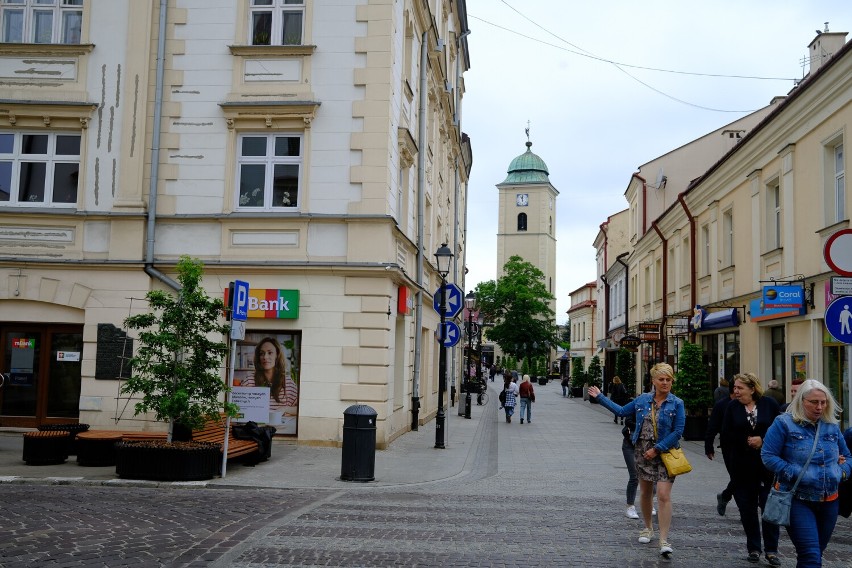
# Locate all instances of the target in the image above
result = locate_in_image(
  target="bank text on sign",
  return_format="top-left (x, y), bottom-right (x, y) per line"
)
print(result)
top-left (225, 288), bottom-right (300, 319)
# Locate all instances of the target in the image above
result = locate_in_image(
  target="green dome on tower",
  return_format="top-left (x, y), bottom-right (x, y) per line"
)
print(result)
top-left (502, 140), bottom-right (550, 184)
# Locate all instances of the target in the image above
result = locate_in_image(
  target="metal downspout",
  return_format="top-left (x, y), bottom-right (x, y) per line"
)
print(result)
top-left (677, 193), bottom-right (697, 341)
top-left (143, 0), bottom-right (179, 291)
top-left (452, 29), bottom-right (469, 413)
top-left (652, 221), bottom-right (668, 360)
top-left (615, 252), bottom-right (630, 332)
top-left (411, 30), bottom-right (429, 431)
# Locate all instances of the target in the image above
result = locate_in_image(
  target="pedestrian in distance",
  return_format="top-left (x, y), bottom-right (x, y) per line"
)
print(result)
top-left (560, 374), bottom-right (570, 397)
top-left (762, 379), bottom-right (852, 568)
top-left (589, 362), bottom-right (685, 558)
top-left (781, 379), bottom-right (803, 412)
top-left (620, 414), bottom-right (656, 519)
top-left (503, 374), bottom-right (519, 423)
top-left (705, 389), bottom-right (737, 516)
top-left (714, 378), bottom-right (730, 404)
top-left (609, 376), bottom-right (629, 424)
top-left (765, 379), bottom-right (786, 406)
top-left (518, 374), bottom-right (535, 424)
top-left (722, 373), bottom-right (782, 566)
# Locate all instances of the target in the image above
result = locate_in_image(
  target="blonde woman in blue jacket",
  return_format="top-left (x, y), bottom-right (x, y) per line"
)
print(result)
top-left (762, 379), bottom-right (852, 568)
top-left (589, 362), bottom-right (685, 558)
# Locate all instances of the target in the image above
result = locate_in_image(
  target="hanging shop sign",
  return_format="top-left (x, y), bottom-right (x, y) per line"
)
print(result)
top-left (749, 285), bottom-right (806, 322)
top-left (397, 285), bottom-right (413, 315)
top-left (620, 335), bottom-right (641, 349)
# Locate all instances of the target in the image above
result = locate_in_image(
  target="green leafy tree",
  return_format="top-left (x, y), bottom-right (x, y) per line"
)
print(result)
top-left (123, 256), bottom-right (237, 440)
top-left (571, 357), bottom-right (586, 388)
top-left (475, 256), bottom-right (558, 361)
top-left (615, 348), bottom-right (636, 395)
top-left (586, 355), bottom-right (603, 389)
top-left (676, 341), bottom-right (713, 416)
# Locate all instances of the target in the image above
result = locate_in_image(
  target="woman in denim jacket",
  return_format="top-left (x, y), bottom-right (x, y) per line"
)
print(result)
top-left (762, 380), bottom-right (852, 567)
top-left (589, 362), bottom-right (685, 558)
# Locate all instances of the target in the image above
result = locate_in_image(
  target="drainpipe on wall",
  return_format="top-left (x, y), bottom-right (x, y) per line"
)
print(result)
top-left (143, 0), bottom-right (179, 291)
top-left (599, 221), bottom-right (609, 337)
top-left (677, 193), bottom-right (697, 342)
top-left (652, 221), bottom-right (668, 361)
top-left (453, 29), bottom-right (470, 414)
top-left (411, 29), bottom-right (430, 431)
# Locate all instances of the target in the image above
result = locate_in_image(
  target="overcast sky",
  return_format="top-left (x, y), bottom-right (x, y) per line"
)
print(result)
top-left (460, 1), bottom-right (852, 324)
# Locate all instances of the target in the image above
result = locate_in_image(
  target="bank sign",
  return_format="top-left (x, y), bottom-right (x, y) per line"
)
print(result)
top-left (749, 285), bottom-right (806, 322)
top-left (224, 288), bottom-right (299, 319)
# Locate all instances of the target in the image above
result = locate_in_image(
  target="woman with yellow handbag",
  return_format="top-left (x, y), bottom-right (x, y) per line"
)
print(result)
top-left (589, 362), bottom-right (685, 559)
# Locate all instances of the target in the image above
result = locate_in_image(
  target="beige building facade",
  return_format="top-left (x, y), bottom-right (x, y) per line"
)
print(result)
top-left (0, 0), bottom-right (472, 448)
top-left (603, 29), bottom-right (852, 422)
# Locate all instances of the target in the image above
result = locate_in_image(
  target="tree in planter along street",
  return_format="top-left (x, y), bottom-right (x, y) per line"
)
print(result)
top-left (615, 348), bottom-right (637, 395)
top-left (586, 355), bottom-right (603, 389)
top-left (475, 256), bottom-right (559, 364)
top-left (123, 256), bottom-right (238, 442)
top-left (571, 357), bottom-right (586, 389)
top-left (676, 341), bottom-right (713, 416)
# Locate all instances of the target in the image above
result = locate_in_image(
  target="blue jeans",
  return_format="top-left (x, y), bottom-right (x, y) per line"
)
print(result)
top-left (622, 440), bottom-right (638, 505)
top-left (562, 383), bottom-right (568, 396)
top-left (519, 398), bottom-right (531, 422)
top-left (732, 477), bottom-right (779, 555)
top-left (787, 498), bottom-right (839, 567)
top-left (504, 405), bottom-right (515, 420)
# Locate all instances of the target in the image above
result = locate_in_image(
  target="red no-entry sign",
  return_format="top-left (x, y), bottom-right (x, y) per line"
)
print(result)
top-left (824, 229), bottom-right (852, 276)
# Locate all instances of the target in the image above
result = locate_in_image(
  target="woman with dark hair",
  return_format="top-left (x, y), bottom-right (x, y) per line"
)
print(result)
top-left (722, 372), bottom-right (781, 565)
top-left (243, 337), bottom-right (298, 410)
top-left (763, 379), bottom-right (852, 567)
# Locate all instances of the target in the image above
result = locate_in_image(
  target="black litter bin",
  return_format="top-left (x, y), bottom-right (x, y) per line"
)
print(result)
top-left (340, 404), bottom-right (377, 482)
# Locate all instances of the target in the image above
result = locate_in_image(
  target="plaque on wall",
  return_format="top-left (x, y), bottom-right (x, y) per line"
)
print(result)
top-left (95, 323), bottom-right (133, 380)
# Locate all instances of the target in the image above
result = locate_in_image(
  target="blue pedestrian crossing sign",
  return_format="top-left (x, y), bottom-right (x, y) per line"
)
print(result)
top-left (439, 321), bottom-right (461, 348)
top-left (433, 283), bottom-right (464, 319)
top-left (825, 296), bottom-right (852, 344)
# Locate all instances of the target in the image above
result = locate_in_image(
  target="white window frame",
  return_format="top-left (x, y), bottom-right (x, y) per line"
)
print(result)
top-left (249, 0), bottom-right (304, 46)
top-left (834, 143), bottom-right (845, 223)
top-left (722, 208), bottom-right (733, 267)
top-left (0, 0), bottom-right (82, 44)
top-left (0, 130), bottom-right (81, 207)
top-left (701, 224), bottom-right (710, 276)
top-left (765, 179), bottom-right (781, 250)
top-left (235, 133), bottom-right (302, 211)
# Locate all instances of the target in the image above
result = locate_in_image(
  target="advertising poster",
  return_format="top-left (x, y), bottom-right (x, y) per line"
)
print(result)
top-left (791, 353), bottom-right (808, 382)
top-left (234, 331), bottom-right (300, 435)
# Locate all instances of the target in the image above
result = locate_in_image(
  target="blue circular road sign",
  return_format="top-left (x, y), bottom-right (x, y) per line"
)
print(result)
top-left (825, 296), bottom-right (852, 345)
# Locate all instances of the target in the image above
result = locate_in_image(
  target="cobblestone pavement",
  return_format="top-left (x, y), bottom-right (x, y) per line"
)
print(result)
top-left (1, 380), bottom-right (851, 567)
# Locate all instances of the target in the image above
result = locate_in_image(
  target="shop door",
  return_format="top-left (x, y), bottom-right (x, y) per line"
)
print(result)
top-left (0, 324), bottom-right (83, 428)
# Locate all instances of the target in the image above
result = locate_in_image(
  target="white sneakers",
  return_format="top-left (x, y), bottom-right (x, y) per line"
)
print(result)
top-left (638, 528), bottom-right (654, 544)
top-left (660, 541), bottom-right (673, 556)
top-left (626, 505), bottom-right (656, 518)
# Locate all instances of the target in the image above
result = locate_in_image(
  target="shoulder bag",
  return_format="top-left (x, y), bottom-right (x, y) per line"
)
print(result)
top-left (763, 421), bottom-right (820, 526)
top-left (652, 404), bottom-right (692, 476)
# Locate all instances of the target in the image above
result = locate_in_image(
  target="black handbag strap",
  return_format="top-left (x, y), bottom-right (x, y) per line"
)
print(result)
top-left (787, 421), bottom-right (821, 492)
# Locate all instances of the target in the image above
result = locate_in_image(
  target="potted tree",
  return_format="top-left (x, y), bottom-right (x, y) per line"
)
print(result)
top-left (117, 256), bottom-right (238, 480)
top-left (570, 357), bottom-right (585, 399)
top-left (586, 355), bottom-right (603, 404)
top-left (615, 348), bottom-right (636, 398)
top-left (676, 341), bottom-right (713, 440)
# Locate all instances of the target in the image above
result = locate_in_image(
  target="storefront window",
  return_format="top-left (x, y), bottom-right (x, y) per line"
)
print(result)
top-left (824, 327), bottom-right (850, 428)
top-left (701, 331), bottom-right (740, 387)
top-left (771, 326), bottom-right (785, 390)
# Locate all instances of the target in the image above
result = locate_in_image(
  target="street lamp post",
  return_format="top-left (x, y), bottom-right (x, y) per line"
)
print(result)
top-left (434, 243), bottom-right (453, 449)
top-left (476, 310), bottom-right (484, 405)
top-left (464, 290), bottom-right (476, 419)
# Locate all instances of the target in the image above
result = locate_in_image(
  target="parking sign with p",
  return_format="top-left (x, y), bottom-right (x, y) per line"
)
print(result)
top-left (232, 280), bottom-right (249, 321)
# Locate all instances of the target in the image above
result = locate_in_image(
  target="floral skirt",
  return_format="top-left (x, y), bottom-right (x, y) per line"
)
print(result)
top-left (634, 413), bottom-right (673, 482)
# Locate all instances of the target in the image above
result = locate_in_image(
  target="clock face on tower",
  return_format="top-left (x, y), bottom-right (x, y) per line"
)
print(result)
top-left (516, 193), bottom-right (529, 206)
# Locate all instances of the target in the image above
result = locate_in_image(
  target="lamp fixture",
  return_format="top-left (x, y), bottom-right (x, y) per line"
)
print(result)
top-left (434, 243), bottom-right (452, 278)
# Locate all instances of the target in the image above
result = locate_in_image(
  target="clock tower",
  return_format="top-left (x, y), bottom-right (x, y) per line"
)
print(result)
top-left (496, 137), bottom-right (558, 315)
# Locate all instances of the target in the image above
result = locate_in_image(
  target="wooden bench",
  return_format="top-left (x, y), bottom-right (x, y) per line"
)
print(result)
top-left (192, 415), bottom-right (260, 461)
top-left (76, 431), bottom-right (124, 466)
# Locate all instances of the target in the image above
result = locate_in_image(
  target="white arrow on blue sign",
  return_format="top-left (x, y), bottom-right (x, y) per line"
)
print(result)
top-left (825, 296), bottom-right (852, 345)
top-left (433, 283), bottom-right (464, 319)
top-left (439, 321), bottom-right (461, 348)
